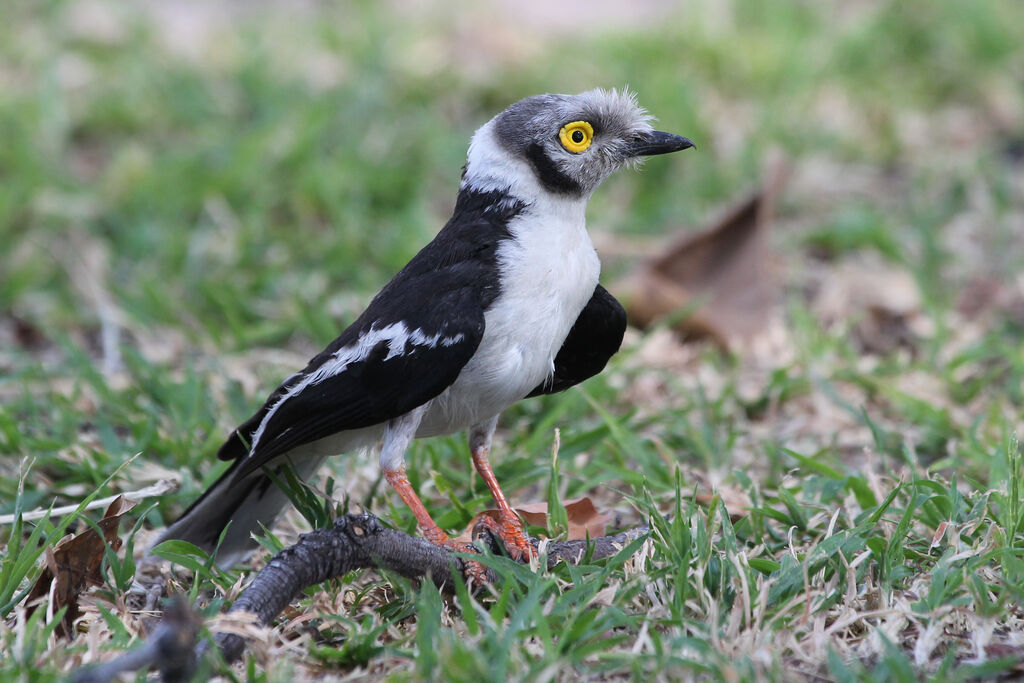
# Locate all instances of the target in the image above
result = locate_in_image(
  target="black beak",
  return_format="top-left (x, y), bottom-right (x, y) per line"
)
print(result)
top-left (624, 130), bottom-right (696, 157)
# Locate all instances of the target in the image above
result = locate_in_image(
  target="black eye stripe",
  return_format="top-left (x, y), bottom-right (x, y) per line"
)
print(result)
top-left (525, 143), bottom-right (584, 196)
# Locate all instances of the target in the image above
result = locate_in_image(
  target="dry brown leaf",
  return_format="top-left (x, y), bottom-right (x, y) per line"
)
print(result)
top-left (5, 312), bottom-right (48, 350)
top-left (957, 275), bottom-right (1024, 327)
top-left (688, 485), bottom-right (753, 524)
top-left (616, 157), bottom-right (786, 349)
top-left (812, 259), bottom-right (928, 355)
top-left (455, 496), bottom-right (610, 544)
top-left (26, 495), bottom-right (136, 638)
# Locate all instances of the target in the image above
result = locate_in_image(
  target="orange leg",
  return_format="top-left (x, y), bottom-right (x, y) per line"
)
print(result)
top-left (384, 468), bottom-right (450, 546)
top-left (470, 435), bottom-right (535, 562)
top-left (384, 467), bottom-right (488, 583)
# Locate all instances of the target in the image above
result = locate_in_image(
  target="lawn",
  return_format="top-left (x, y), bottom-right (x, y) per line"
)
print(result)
top-left (3, 0), bottom-right (1024, 680)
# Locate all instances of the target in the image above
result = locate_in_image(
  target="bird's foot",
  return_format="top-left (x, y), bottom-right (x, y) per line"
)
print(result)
top-left (420, 524), bottom-right (492, 584)
top-left (472, 513), bottom-right (536, 564)
top-left (448, 541), bottom-right (492, 585)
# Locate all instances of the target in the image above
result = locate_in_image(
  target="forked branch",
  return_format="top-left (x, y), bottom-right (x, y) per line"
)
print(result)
top-left (75, 512), bottom-right (650, 682)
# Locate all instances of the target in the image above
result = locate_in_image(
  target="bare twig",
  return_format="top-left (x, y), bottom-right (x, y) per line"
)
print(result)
top-left (215, 513), bottom-right (650, 663)
top-left (0, 479), bottom-right (179, 524)
top-left (73, 597), bottom-right (200, 683)
top-left (77, 513), bottom-right (650, 681)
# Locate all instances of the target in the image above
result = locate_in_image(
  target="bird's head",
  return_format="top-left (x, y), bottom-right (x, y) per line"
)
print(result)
top-left (463, 88), bottom-right (694, 200)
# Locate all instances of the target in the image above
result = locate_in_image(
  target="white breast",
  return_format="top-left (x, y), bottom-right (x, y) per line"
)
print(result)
top-left (418, 196), bottom-right (600, 436)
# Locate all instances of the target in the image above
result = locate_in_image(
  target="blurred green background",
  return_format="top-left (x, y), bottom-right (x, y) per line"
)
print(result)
top-left (3, 0), bottom-right (1024, 678)
top-left (5, 0), bottom-right (1019, 355)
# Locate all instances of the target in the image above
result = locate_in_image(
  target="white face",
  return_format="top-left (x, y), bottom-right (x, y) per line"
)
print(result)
top-left (461, 88), bottom-right (692, 200)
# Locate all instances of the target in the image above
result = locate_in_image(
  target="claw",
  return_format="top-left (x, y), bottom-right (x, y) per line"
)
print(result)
top-left (473, 514), bottom-right (535, 563)
top-left (445, 540), bottom-right (491, 584)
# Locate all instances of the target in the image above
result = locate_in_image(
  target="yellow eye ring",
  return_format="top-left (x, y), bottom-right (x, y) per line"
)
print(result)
top-left (559, 121), bottom-right (594, 153)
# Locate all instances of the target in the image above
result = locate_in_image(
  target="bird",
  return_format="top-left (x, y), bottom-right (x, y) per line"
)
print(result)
top-left (154, 88), bottom-right (694, 571)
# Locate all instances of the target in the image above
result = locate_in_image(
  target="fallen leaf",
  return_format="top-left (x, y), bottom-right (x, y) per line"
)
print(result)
top-left (930, 521), bottom-right (948, 549)
top-left (693, 487), bottom-right (752, 522)
top-left (455, 497), bottom-right (610, 544)
top-left (615, 156), bottom-right (786, 349)
top-left (812, 259), bottom-right (928, 355)
top-left (7, 312), bottom-right (48, 350)
top-left (957, 275), bottom-right (1024, 329)
top-left (26, 495), bottom-right (136, 638)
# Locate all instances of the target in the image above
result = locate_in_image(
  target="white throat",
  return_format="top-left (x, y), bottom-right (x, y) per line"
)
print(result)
top-left (462, 120), bottom-right (549, 203)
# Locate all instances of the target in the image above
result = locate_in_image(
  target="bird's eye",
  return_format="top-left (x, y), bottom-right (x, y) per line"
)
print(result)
top-left (559, 121), bottom-right (594, 154)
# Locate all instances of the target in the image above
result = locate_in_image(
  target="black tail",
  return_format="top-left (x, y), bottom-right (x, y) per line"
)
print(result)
top-left (151, 456), bottom-right (325, 568)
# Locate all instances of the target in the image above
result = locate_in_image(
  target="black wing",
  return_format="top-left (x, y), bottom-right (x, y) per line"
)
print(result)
top-left (527, 284), bottom-right (626, 397)
top-left (223, 277), bottom-right (484, 479)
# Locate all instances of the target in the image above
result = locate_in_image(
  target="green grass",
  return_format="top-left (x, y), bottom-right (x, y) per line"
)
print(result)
top-left (3, 0), bottom-right (1024, 680)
